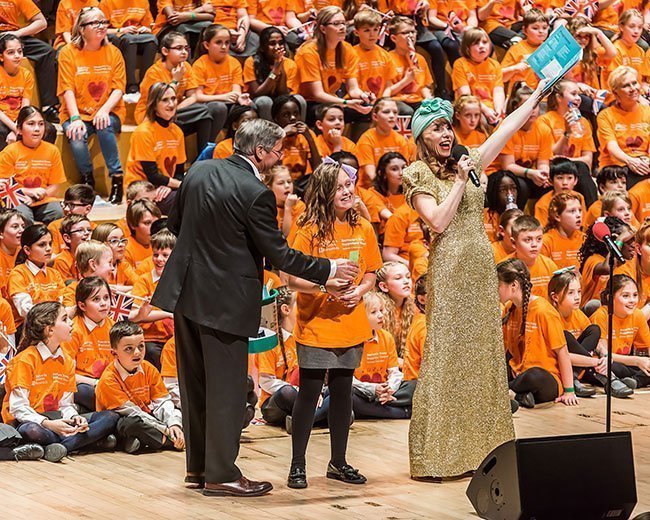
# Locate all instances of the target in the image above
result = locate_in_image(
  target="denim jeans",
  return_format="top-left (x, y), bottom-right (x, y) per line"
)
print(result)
top-left (62, 113), bottom-right (123, 179)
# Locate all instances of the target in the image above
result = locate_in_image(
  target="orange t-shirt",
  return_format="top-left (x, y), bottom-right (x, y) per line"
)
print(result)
top-left (0, 141), bottom-right (66, 206)
top-left (281, 130), bottom-right (317, 180)
top-left (0, 248), bottom-right (17, 298)
top-left (451, 57), bottom-right (503, 108)
top-left (484, 209), bottom-right (500, 243)
top-left (455, 128), bottom-right (487, 149)
top-left (492, 240), bottom-right (510, 264)
top-left (591, 306), bottom-right (650, 355)
top-left (581, 253), bottom-right (607, 305)
top-left (534, 190), bottom-right (587, 229)
top-left (0, 295), bottom-right (15, 334)
top-left (367, 188), bottom-right (405, 216)
top-left (61, 315), bottom-right (114, 379)
top-left (503, 120), bottom-right (554, 168)
top-left (248, 0), bottom-right (292, 25)
top-left (536, 111), bottom-right (596, 159)
top-left (136, 60), bottom-right (197, 124)
top-left (242, 56), bottom-right (298, 94)
top-left (389, 51), bottom-right (434, 104)
top-left (111, 260), bottom-right (137, 287)
top-left (1, 345), bottom-right (76, 423)
top-left (597, 104), bottom-right (650, 167)
top-left (295, 41), bottom-right (359, 98)
top-left (57, 42), bottom-right (126, 124)
top-left (593, 4), bottom-right (620, 32)
top-left (292, 218), bottom-right (382, 348)
top-left (353, 44), bottom-right (398, 99)
top-left (478, 0), bottom-right (519, 33)
top-left (277, 199), bottom-right (305, 231)
top-left (213, 138), bottom-right (234, 159)
top-left (160, 336), bottom-right (177, 378)
top-left (132, 270), bottom-right (171, 342)
top-left (125, 119), bottom-right (186, 188)
top-left (354, 329), bottom-right (399, 384)
top-left (100, 0), bottom-right (153, 28)
top-left (601, 40), bottom-right (645, 88)
top-left (403, 312), bottom-right (425, 381)
top-left (408, 238), bottom-right (428, 280)
top-left (61, 280), bottom-right (77, 308)
top-left (55, 0), bottom-right (99, 49)
top-left (356, 127), bottom-right (413, 170)
top-left (541, 228), bottom-right (585, 270)
top-left (561, 308), bottom-right (591, 339)
top-left (314, 134), bottom-right (358, 158)
top-left (436, 0), bottom-right (477, 23)
top-left (192, 54), bottom-right (244, 96)
top-left (8, 263), bottom-right (66, 323)
top-left (96, 359), bottom-right (168, 411)
top-left (48, 218), bottom-right (65, 256)
top-left (383, 204), bottom-right (424, 260)
top-left (0, 66), bottom-right (33, 122)
top-left (152, 0), bottom-right (213, 33)
top-left (502, 297), bottom-right (565, 394)
top-left (0, 0), bottom-right (40, 32)
top-left (629, 179), bottom-right (650, 223)
top-left (52, 247), bottom-right (79, 282)
top-left (257, 333), bottom-right (298, 405)
top-left (124, 237), bottom-right (151, 272)
top-left (501, 39), bottom-right (540, 91)
top-left (508, 253), bottom-right (558, 299)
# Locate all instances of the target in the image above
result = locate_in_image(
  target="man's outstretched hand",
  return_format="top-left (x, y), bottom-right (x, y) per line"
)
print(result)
top-left (334, 258), bottom-right (359, 281)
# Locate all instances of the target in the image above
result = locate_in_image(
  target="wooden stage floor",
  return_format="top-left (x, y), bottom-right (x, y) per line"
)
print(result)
top-left (3, 391), bottom-right (650, 519)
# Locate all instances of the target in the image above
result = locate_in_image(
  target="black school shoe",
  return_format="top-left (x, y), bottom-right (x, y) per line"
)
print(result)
top-left (326, 462), bottom-right (367, 484)
top-left (515, 392), bottom-right (535, 409)
top-left (287, 465), bottom-right (307, 489)
top-left (12, 443), bottom-right (44, 461)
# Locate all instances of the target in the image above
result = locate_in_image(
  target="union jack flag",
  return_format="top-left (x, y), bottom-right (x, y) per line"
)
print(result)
top-left (0, 177), bottom-right (30, 209)
top-left (563, 0), bottom-right (599, 20)
top-left (298, 21), bottom-right (316, 40)
top-left (378, 21), bottom-right (388, 46)
top-left (0, 347), bottom-right (14, 385)
top-left (110, 292), bottom-right (134, 321)
top-left (592, 89), bottom-right (608, 114)
top-left (394, 115), bottom-right (412, 139)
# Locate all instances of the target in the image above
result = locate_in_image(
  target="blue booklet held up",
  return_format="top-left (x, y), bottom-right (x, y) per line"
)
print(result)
top-left (525, 25), bottom-right (583, 94)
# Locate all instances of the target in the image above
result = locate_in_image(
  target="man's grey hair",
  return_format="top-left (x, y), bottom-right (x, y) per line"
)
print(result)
top-left (234, 119), bottom-right (285, 156)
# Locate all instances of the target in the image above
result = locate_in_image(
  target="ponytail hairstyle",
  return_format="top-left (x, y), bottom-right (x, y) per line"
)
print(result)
top-left (579, 216), bottom-right (631, 272)
top-left (497, 258), bottom-right (532, 335)
top-left (16, 106), bottom-right (46, 143)
top-left (374, 151), bottom-right (406, 197)
top-left (375, 261), bottom-right (414, 356)
top-left (18, 301), bottom-right (64, 353)
top-left (600, 274), bottom-right (637, 306)
top-left (547, 80), bottom-right (577, 112)
top-left (75, 275), bottom-right (112, 317)
top-left (506, 82), bottom-right (534, 115)
top-left (263, 164), bottom-right (292, 190)
top-left (545, 191), bottom-right (582, 232)
top-left (370, 97), bottom-right (398, 128)
top-left (315, 6), bottom-right (347, 71)
top-left (196, 24), bottom-right (230, 58)
top-left (160, 31), bottom-right (187, 62)
top-left (0, 33), bottom-right (22, 65)
top-left (16, 223), bottom-right (50, 265)
top-left (548, 269), bottom-right (582, 309)
top-left (414, 273), bottom-right (427, 313)
top-left (635, 220), bottom-right (650, 304)
top-left (452, 94), bottom-right (490, 136)
top-left (274, 285), bottom-right (296, 378)
top-left (254, 27), bottom-right (285, 82)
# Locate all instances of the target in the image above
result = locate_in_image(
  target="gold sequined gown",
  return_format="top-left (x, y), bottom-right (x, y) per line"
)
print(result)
top-left (403, 156), bottom-right (515, 478)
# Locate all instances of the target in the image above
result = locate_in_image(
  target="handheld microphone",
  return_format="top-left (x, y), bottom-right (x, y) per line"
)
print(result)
top-left (593, 220), bottom-right (625, 264)
top-left (451, 145), bottom-right (480, 187)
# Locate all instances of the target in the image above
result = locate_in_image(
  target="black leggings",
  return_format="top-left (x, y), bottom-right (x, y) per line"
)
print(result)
top-left (509, 366), bottom-right (559, 404)
top-left (291, 367), bottom-right (354, 468)
top-left (564, 325), bottom-right (601, 358)
top-left (611, 362), bottom-right (650, 388)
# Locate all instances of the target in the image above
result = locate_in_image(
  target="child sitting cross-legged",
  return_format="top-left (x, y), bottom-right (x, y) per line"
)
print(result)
top-left (95, 320), bottom-right (184, 454)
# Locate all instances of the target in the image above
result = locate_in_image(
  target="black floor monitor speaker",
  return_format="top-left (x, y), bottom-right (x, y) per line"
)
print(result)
top-left (466, 432), bottom-right (637, 520)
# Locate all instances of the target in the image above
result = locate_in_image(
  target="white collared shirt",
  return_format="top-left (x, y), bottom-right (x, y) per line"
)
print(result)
top-left (25, 260), bottom-right (48, 277)
top-left (83, 315), bottom-right (101, 333)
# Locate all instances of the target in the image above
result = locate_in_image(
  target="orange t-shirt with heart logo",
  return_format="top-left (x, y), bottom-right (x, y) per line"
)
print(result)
top-left (295, 40), bottom-right (359, 98)
top-left (597, 104), bottom-right (650, 167)
top-left (248, 0), bottom-right (291, 25)
top-left (1, 345), bottom-right (76, 423)
top-left (353, 44), bottom-right (397, 99)
top-left (57, 42), bottom-right (126, 124)
top-left (0, 141), bottom-right (66, 206)
top-left (125, 119), bottom-right (186, 188)
top-left (354, 328), bottom-right (399, 384)
top-left (61, 315), bottom-right (115, 379)
top-left (0, 66), bottom-right (34, 122)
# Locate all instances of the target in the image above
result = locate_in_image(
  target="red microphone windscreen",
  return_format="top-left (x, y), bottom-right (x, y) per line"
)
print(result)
top-left (593, 221), bottom-right (610, 243)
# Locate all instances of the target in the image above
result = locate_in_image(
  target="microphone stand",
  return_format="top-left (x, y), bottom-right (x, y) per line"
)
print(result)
top-left (606, 253), bottom-right (615, 433)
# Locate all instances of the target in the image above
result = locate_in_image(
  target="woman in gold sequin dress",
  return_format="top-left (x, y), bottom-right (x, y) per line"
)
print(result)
top-left (402, 81), bottom-right (548, 480)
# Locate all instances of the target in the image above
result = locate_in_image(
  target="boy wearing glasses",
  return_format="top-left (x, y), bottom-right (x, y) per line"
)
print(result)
top-left (53, 215), bottom-right (92, 282)
top-left (48, 184), bottom-right (96, 256)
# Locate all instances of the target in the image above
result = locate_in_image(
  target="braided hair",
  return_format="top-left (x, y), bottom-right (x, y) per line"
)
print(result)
top-left (578, 216), bottom-right (629, 272)
top-left (274, 286), bottom-right (296, 379)
top-left (497, 258), bottom-right (532, 335)
top-left (18, 301), bottom-right (64, 353)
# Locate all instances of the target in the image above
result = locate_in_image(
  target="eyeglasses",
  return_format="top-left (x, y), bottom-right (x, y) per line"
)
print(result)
top-left (268, 147), bottom-right (284, 159)
top-left (63, 201), bottom-right (91, 209)
top-left (107, 238), bottom-right (128, 246)
top-left (169, 45), bottom-right (191, 52)
top-left (325, 21), bottom-right (347, 28)
top-left (82, 20), bottom-right (109, 28)
top-left (323, 156), bottom-right (357, 182)
top-left (69, 228), bottom-right (92, 236)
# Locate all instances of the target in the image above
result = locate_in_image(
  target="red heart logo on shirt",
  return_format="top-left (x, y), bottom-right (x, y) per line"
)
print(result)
top-left (88, 81), bottom-right (107, 102)
top-left (43, 393), bottom-right (57, 412)
top-left (626, 136), bottom-right (643, 149)
top-left (269, 7), bottom-right (284, 24)
top-left (288, 367), bottom-right (300, 386)
top-left (499, 5), bottom-right (515, 18)
top-left (567, 143), bottom-right (576, 157)
top-left (404, 81), bottom-right (418, 94)
top-left (366, 76), bottom-right (382, 96)
top-left (163, 156), bottom-right (177, 177)
top-left (23, 176), bottom-right (42, 188)
top-left (475, 87), bottom-right (490, 100)
top-left (327, 76), bottom-right (338, 89)
top-left (4, 96), bottom-right (21, 110)
top-left (162, 317), bottom-right (175, 336)
top-left (407, 0), bottom-right (418, 13)
top-left (91, 359), bottom-right (109, 378)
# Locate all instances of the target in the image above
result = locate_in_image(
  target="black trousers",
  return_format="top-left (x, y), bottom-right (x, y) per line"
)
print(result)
top-left (174, 311), bottom-right (248, 484)
top-left (19, 36), bottom-right (58, 107)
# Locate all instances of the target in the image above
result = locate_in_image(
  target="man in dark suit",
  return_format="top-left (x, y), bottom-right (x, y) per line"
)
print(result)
top-left (152, 119), bottom-right (358, 497)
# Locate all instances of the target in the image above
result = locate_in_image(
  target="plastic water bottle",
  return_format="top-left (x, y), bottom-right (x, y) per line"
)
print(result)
top-left (505, 193), bottom-right (518, 211)
top-left (567, 102), bottom-right (584, 139)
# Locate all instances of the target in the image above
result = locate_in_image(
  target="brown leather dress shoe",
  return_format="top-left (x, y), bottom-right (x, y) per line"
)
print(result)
top-left (203, 476), bottom-right (273, 497)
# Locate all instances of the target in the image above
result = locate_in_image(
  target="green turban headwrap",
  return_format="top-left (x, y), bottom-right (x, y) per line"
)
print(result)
top-left (411, 98), bottom-right (454, 142)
